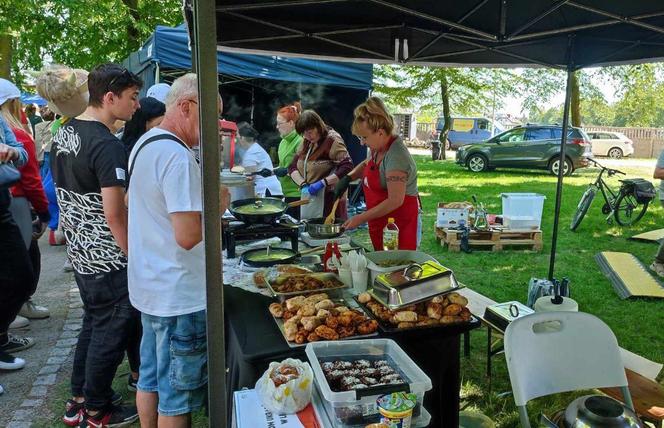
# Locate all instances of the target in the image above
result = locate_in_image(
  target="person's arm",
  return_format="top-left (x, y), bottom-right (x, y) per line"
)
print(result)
top-left (0, 117), bottom-right (27, 166)
top-left (102, 186), bottom-right (128, 254)
top-left (287, 145), bottom-right (306, 187)
top-left (12, 130), bottom-right (49, 218)
top-left (170, 211), bottom-right (202, 250)
top-left (654, 167), bottom-right (664, 180)
top-left (343, 169), bottom-right (407, 229)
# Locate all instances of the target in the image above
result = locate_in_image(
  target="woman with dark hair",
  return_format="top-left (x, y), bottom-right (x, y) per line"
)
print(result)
top-left (237, 122), bottom-right (282, 197)
top-left (120, 97), bottom-right (165, 156)
top-left (287, 110), bottom-right (353, 220)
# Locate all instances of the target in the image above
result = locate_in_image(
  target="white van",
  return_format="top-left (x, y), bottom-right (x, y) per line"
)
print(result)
top-left (587, 131), bottom-right (634, 158)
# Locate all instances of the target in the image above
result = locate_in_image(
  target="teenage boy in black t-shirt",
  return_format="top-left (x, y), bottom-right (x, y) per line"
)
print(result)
top-left (51, 63), bottom-right (142, 427)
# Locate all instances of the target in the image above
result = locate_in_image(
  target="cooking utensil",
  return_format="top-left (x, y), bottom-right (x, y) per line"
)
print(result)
top-left (564, 395), bottom-right (643, 427)
top-left (304, 217), bottom-right (345, 239)
top-left (229, 197), bottom-right (288, 225)
top-left (247, 168), bottom-right (273, 178)
top-left (324, 198), bottom-right (341, 225)
top-left (370, 261), bottom-right (462, 309)
top-left (287, 199), bottom-right (310, 208)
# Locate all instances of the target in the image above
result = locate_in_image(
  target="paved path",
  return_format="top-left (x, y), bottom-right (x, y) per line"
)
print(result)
top-left (0, 236), bottom-right (73, 427)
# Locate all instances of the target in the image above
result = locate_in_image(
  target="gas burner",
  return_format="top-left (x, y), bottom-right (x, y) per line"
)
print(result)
top-left (222, 219), bottom-right (299, 258)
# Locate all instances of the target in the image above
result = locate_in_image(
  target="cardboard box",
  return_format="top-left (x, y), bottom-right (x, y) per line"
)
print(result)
top-left (437, 202), bottom-right (472, 228)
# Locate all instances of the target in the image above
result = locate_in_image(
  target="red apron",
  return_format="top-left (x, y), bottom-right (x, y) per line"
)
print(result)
top-left (363, 139), bottom-right (419, 250)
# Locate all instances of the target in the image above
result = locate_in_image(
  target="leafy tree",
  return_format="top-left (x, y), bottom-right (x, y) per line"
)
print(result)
top-left (0, 0), bottom-right (182, 83)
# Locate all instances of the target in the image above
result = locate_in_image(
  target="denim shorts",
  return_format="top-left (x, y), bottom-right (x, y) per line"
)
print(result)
top-left (137, 310), bottom-right (208, 416)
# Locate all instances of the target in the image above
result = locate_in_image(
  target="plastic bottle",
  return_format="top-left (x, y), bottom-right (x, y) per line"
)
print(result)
top-left (383, 218), bottom-right (399, 251)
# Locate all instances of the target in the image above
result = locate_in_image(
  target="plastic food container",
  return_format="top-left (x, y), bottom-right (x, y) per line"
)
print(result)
top-left (305, 339), bottom-right (432, 428)
top-left (377, 392), bottom-right (417, 428)
top-left (501, 193), bottom-right (545, 230)
top-left (365, 251), bottom-right (438, 284)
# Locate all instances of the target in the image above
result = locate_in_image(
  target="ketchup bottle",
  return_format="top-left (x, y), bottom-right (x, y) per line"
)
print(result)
top-left (323, 242), bottom-right (342, 272)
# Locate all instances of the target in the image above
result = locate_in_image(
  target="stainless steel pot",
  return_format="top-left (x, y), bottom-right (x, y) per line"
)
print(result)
top-left (563, 395), bottom-right (643, 428)
top-left (304, 217), bottom-right (345, 239)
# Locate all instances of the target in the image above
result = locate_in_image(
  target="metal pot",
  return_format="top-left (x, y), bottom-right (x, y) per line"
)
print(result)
top-left (305, 217), bottom-right (345, 239)
top-left (229, 197), bottom-right (288, 225)
top-left (563, 395), bottom-right (643, 428)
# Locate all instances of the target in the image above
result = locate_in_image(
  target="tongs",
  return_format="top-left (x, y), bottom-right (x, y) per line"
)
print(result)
top-left (247, 168), bottom-right (274, 178)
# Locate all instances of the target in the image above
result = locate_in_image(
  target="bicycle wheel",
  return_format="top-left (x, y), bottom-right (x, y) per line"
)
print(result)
top-left (570, 186), bottom-right (597, 231)
top-left (614, 192), bottom-right (649, 226)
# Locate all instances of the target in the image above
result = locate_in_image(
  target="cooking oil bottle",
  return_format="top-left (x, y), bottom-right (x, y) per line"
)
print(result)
top-left (383, 217), bottom-right (399, 250)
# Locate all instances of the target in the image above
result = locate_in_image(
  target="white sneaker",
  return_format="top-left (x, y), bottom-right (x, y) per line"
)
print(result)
top-left (63, 260), bottom-right (74, 273)
top-left (9, 315), bottom-right (30, 329)
top-left (19, 300), bottom-right (50, 319)
top-left (0, 352), bottom-right (26, 370)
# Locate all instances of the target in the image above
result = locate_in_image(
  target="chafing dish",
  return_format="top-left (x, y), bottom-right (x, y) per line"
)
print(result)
top-left (369, 261), bottom-right (462, 310)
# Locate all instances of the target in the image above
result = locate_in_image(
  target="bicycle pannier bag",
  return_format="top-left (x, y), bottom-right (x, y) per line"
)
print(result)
top-left (623, 178), bottom-right (656, 203)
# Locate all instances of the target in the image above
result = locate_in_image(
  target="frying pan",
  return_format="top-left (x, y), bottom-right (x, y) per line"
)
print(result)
top-left (304, 217), bottom-right (346, 239)
top-left (229, 197), bottom-right (287, 225)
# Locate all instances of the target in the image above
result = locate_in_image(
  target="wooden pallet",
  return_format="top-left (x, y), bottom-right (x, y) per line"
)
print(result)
top-left (434, 224), bottom-right (543, 252)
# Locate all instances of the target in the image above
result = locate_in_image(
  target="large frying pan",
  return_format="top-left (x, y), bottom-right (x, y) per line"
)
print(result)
top-left (229, 197), bottom-right (287, 225)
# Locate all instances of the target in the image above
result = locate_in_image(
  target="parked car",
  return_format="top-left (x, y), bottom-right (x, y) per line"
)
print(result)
top-left (455, 124), bottom-right (592, 175)
top-left (434, 116), bottom-right (504, 149)
top-left (587, 131), bottom-right (634, 158)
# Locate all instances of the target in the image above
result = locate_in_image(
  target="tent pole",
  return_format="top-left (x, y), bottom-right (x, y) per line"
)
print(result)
top-left (193, 0), bottom-right (226, 426)
top-left (548, 67), bottom-right (574, 281)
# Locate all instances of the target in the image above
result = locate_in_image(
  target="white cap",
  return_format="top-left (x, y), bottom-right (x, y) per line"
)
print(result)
top-left (0, 78), bottom-right (20, 105)
top-left (146, 83), bottom-right (171, 103)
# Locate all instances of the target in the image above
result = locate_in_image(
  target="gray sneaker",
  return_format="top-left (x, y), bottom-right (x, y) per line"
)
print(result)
top-left (19, 300), bottom-right (50, 319)
top-left (9, 315), bottom-right (30, 329)
top-left (650, 261), bottom-right (664, 278)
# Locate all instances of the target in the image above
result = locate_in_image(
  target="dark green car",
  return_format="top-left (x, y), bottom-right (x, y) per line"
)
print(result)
top-left (455, 125), bottom-right (592, 175)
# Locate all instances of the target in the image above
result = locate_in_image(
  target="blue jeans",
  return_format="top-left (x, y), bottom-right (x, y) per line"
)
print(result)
top-left (138, 310), bottom-right (207, 416)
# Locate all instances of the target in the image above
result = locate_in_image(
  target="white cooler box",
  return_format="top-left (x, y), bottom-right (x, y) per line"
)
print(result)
top-left (305, 339), bottom-right (432, 428)
top-left (501, 193), bottom-right (545, 230)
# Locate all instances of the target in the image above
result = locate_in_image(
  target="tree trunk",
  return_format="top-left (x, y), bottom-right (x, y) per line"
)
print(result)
top-left (570, 71), bottom-right (581, 127)
top-left (0, 34), bottom-right (12, 79)
top-left (438, 73), bottom-right (451, 160)
top-left (121, 0), bottom-right (142, 52)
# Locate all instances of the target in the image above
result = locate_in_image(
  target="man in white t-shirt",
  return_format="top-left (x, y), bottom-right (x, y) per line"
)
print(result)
top-left (127, 73), bottom-right (228, 427)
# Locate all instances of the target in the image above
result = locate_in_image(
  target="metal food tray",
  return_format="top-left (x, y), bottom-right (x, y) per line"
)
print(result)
top-left (265, 272), bottom-right (348, 301)
top-left (354, 295), bottom-right (481, 336)
top-left (271, 297), bottom-right (378, 348)
top-left (369, 265), bottom-right (462, 310)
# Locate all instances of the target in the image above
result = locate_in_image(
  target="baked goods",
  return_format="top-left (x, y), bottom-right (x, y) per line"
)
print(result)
top-left (320, 359), bottom-right (405, 392)
top-left (357, 292), bottom-right (372, 304)
top-left (271, 274), bottom-right (344, 293)
top-left (270, 363), bottom-right (300, 387)
top-left (271, 293), bottom-right (378, 344)
top-left (360, 292), bottom-right (472, 330)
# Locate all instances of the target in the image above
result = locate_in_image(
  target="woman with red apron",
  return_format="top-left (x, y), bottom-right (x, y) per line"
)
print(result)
top-left (340, 97), bottom-right (420, 250)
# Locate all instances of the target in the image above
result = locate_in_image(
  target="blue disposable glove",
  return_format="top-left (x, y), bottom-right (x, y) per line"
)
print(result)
top-left (307, 179), bottom-right (326, 196)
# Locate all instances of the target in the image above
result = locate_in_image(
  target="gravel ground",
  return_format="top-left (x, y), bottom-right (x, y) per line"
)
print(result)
top-left (0, 235), bottom-right (71, 426)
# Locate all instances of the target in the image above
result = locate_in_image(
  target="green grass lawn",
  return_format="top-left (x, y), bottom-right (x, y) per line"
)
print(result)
top-left (35, 156), bottom-right (663, 427)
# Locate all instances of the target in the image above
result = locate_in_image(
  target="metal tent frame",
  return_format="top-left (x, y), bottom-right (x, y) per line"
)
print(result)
top-left (183, 1), bottom-right (664, 425)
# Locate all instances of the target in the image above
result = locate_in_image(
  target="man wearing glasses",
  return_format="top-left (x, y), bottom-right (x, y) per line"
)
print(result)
top-left (51, 63), bottom-right (142, 427)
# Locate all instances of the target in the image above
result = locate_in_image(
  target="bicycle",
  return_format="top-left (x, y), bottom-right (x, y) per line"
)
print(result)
top-left (570, 158), bottom-right (653, 231)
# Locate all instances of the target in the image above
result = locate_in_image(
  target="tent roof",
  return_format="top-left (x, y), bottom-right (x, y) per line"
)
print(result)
top-left (137, 24), bottom-right (372, 89)
top-left (199, 0), bottom-right (664, 70)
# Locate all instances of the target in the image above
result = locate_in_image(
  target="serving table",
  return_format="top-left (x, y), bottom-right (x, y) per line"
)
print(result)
top-left (224, 284), bottom-right (480, 427)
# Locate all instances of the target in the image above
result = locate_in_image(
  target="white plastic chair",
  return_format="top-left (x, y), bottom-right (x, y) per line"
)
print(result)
top-left (504, 311), bottom-right (634, 427)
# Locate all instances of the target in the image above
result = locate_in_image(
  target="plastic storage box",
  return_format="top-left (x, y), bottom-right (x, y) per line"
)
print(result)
top-left (305, 339), bottom-right (432, 428)
top-left (501, 193), bottom-right (545, 230)
top-left (365, 250), bottom-right (438, 284)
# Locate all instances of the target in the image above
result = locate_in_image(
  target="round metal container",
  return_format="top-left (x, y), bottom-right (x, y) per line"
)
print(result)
top-left (304, 217), bottom-right (345, 239)
top-left (564, 395), bottom-right (643, 428)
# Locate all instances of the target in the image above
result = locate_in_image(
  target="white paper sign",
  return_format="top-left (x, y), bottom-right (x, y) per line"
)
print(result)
top-left (235, 389), bottom-right (305, 428)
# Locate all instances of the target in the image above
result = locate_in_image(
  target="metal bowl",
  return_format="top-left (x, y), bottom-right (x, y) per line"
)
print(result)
top-left (305, 217), bottom-right (345, 239)
top-left (564, 395), bottom-right (643, 428)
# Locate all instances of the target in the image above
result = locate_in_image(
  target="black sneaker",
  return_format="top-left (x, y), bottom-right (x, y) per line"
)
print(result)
top-left (127, 374), bottom-right (137, 392)
top-left (1, 334), bottom-right (35, 353)
top-left (0, 349), bottom-right (25, 371)
top-left (63, 393), bottom-right (123, 426)
top-left (81, 404), bottom-right (139, 428)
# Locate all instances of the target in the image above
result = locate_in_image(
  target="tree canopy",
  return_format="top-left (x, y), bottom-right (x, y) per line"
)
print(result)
top-left (0, 0), bottom-right (182, 84)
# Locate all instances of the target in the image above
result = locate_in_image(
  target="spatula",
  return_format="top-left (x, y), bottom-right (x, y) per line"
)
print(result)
top-left (324, 198), bottom-right (341, 224)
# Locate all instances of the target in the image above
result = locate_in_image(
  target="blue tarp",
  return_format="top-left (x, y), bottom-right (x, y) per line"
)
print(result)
top-left (133, 25), bottom-right (372, 91)
top-left (20, 93), bottom-right (47, 106)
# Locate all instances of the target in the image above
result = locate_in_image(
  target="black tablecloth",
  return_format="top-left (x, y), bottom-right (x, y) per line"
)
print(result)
top-left (224, 285), bottom-right (479, 427)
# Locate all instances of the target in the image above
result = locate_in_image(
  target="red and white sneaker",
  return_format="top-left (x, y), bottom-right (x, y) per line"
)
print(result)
top-left (63, 399), bottom-right (84, 427)
top-left (81, 404), bottom-right (138, 427)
